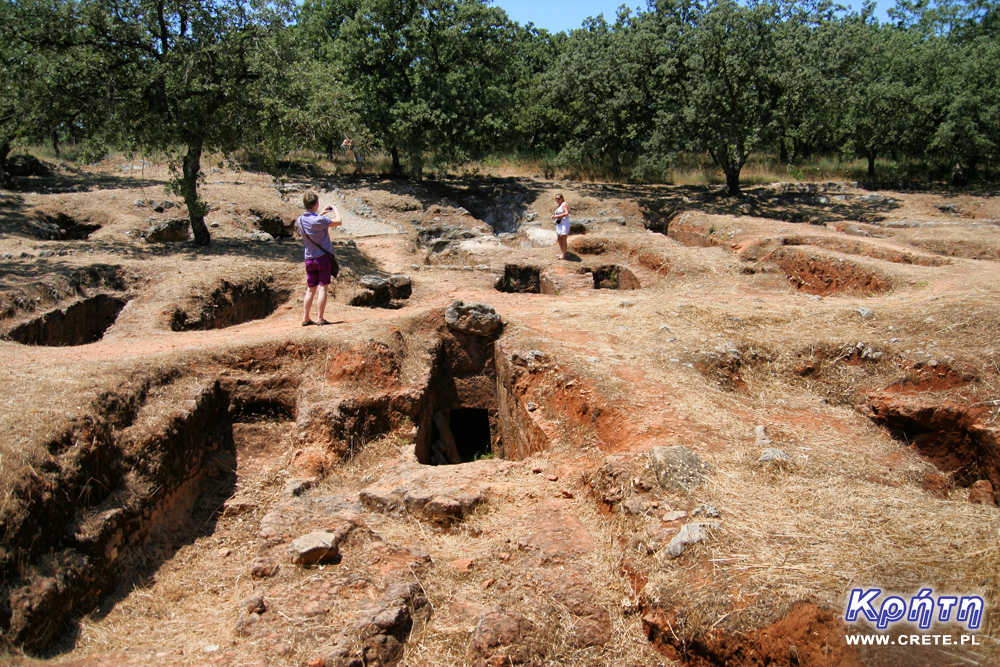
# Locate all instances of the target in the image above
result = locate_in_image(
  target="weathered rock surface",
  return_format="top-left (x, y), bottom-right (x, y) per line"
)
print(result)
top-left (650, 446), bottom-right (711, 494)
top-left (661, 521), bottom-right (722, 560)
top-left (445, 300), bottom-right (502, 337)
top-left (288, 524), bottom-right (353, 565)
top-left (969, 480), bottom-right (997, 506)
top-left (360, 446), bottom-right (513, 528)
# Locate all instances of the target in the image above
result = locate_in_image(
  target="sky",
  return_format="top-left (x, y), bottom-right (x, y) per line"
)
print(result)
top-left (492, 0), bottom-right (894, 34)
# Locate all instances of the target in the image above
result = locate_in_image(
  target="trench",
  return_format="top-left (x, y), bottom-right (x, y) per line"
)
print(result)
top-left (867, 396), bottom-right (1000, 501)
top-left (170, 277), bottom-right (292, 331)
top-left (495, 263), bottom-right (542, 294)
top-left (0, 313), bottom-right (555, 654)
top-left (766, 247), bottom-right (892, 296)
top-left (3, 294), bottom-right (127, 346)
top-left (591, 264), bottom-right (640, 290)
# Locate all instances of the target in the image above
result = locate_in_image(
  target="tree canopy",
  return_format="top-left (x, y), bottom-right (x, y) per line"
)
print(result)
top-left (3, 0), bottom-right (999, 224)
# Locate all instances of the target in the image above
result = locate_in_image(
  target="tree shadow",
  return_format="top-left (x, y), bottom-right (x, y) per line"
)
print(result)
top-left (4, 161), bottom-right (164, 195)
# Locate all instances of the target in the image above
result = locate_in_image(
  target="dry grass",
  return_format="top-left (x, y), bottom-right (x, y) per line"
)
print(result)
top-left (3, 157), bottom-right (1000, 665)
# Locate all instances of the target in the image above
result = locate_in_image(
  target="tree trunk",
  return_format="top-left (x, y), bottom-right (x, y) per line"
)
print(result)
top-left (409, 152), bottom-right (423, 181)
top-left (390, 147), bottom-right (401, 176)
top-left (0, 140), bottom-right (11, 186)
top-left (724, 167), bottom-right (742, 197)
top-left (866, 150), bottom-right (876, 180)
top-left (181, 136), bottom-right (211, 246)
top-left (778, 137), bottom-right (788, 165)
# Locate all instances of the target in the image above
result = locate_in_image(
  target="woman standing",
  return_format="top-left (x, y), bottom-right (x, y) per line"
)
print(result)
top-left (551, 193), bottom-right (570, 260)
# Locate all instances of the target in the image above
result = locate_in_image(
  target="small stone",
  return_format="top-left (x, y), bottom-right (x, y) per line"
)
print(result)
top-left (251, 557), bottom-right (280, 578)
top-left (753, 425), bottom-right (772, 448)
top-left (241, 593), bottom-right (267, 614)
top-left (303, 601), bottom-right (329, 616)
top-left (856, 306), bottom-right (875, 319)
top-left (288, 530), bottom-right (346, 565)
top-left (484, 578), bottom-right (496, 589)
top-left (272, 642), bottom-right (293, 656)
top-left (307, 659), bottom-right (326, 667)
top-left (661, 522), bottom-right (721, 559)
top-left (661, 510), bottom-right (687, 522)
top-left (450, 558), bottom-right (474, 571)
top-left (691, 504), bottom-right (721, 519)
top-left (235, 611), bottom-right (261, 637)
top-left (560, 490), bottom-right (574, 499)
top-left (969, 480), bottom-right (996, 506)
top-left (526, 402), bottom-right (537, 412)
top-left (757, 448), bottom-right (792, 465)
top-left (621, 498), bottom-right (648, 516)
top-left (547, 475), bottom-right (558, 482)
top-left (532, 467), bottom-right (543, 474)
top-left (218, 548), bottom-right (230, 557)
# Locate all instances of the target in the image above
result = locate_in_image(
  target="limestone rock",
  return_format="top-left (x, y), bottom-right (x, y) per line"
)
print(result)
top-left (388, 275), bottom-right (412, 299)
top-left (661, 522), bottom-right (721, 560)
top-left (349, 275), bottom-right (391, 307)
top-left (757, 448), bottom-right (793, 465)
top-left (650, 446), bottom-right (711, 494)
top-left (753, 425), bottom-right (772, 448)
top-left (525, 227), bottom-right (557, 248)
top-left (445, 301), bottom-right (502, 337)
top-left (246, 230), bottom-right (274, 243)
top-left (288, 525), bottom-right (352, 565)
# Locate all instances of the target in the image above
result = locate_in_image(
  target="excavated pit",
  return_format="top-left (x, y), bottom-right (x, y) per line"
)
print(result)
top-left (169, 277), bottom-right (292, 331)
top-left (495, 263), bottom-right (542, 294)
top-left (591, 264), bottom-right (640, 290)
top-left (27, 211), bottom-right (102, 240)
top-left (0, 315), bottom-right (564, 655)
top-left (2, 294), bottom-right (127, 346)
top-left (415, 325), bottom-right (505, 465)
top-left (767, 246), bottom-right (893, 296)
top-left (0, 376), bottom-right (237, 652)
top-left (867, 396), bottom-right (1000, 499)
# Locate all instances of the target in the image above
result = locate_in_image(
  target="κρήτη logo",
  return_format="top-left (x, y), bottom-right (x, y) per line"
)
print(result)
top-left (846, 588), bottom-right (984, 630)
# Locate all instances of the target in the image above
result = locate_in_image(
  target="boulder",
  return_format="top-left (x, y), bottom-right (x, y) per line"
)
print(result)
top-left (445, 301), bottom-right (502, 337)
top-left (349, 275), bottom-right (391, 307)
top-left (650, 446), bottom-right (711, 494)
top-left (145, 218), bottom-right (190, 243)
top-left (388, 275), bottom-right (412, 299)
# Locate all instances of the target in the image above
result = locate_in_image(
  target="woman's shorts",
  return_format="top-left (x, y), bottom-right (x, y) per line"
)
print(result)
top-left (305, 255), bottom-right (333, 286)
top-left (555, 219), bottom-right (570, 236)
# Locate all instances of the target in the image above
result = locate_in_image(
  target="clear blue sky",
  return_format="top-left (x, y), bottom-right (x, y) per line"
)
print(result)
top-left (492, 0), bottom-right (894, 34)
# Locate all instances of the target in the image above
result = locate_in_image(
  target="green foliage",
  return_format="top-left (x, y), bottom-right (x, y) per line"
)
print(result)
top-left (546, 10), bottom-right (659, 178)
top-left (89, 0), bottom-right (295, 244)
top-left (3, 0), bottom-right (1000, 195)
top-left (0, 0), bottom-right (104, 183)
top-left (334, 0), bottom-right (521, 179)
